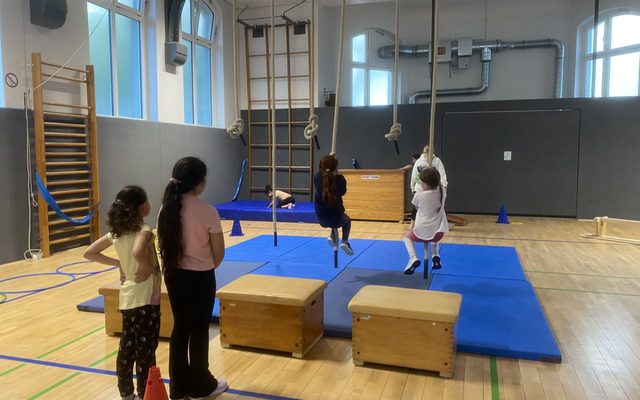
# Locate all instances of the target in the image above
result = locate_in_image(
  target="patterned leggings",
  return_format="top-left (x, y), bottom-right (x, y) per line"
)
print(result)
top-left (117, 304), bottom-right (161, 398)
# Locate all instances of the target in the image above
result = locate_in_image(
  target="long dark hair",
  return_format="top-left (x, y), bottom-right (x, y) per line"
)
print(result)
top-left (107, 185), bottom-right (148, 238)
top-left (157, 157), bottom-right (207, 271)
top-left (319, 155), bottom-right (339, 204)
top-left (419, 167), bottom-right (443, 212)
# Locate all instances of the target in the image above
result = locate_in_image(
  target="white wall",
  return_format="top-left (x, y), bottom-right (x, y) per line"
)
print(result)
top-left (235, 0), bottom-right (639, 107)
top-left (0, 0), bottom-right (90, 109)
top-left (0, 0), bottom-right (234, 128)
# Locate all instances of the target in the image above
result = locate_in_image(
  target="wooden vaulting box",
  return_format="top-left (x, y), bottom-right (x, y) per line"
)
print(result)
top-left (348, 285), bottom-right (462, 377)
top-left (98, 280), bottom-right (174, 338)
top-left (217, 275), bottom-right (327, 358)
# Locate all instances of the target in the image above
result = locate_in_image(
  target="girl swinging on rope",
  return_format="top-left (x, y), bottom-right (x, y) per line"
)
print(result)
top-left (314, 154), bottom-right (354, 255)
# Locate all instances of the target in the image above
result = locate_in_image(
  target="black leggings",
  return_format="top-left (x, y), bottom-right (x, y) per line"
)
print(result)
top-left (318, 214), bottom-right (351, 241)
top-left (117, 305), bottom-right (161, 398)
top-left (276, 196), bottom-right (296, 207)
top-left (164, 268), bottom-right (219, 399)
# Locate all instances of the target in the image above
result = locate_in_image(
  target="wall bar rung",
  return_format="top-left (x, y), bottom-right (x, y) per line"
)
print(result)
top-left (43, 102), bottom-right (91, 110)
top-left (48, 206), bottom-right (89, 216)
top-left (43, 111), bottom-right (88, 119)
top-left (49, 233), bottom-right (91, 246)
top-left (46, 161), bottom-right (89, 167)
top-left (41, 61), bottom-right (88, 74)
top-left (44, 132), bottom-right (87, 139)
top-left (45, 142), bottom-right (87, 148)
top-left (41, 73), bottom-right (87, 83)
top-left (47, 188), bottom-right (90, 196)
top-left (44, 121), bottom-right (87, 128)
top-left (46, 179), bottom-right (90, 187)
top-left (45, 152), bottom-right (88, 157)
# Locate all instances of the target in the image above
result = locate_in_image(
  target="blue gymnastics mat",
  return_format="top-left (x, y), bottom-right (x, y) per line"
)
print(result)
top-left (323, 268), bottom-right (428, 338)
top-left (430, 273), bottom-right (561, 362)
top-left (77, 296), bottom-right (104, 313)
top-left (349, 240), bottom-right (525, 280)
top-left (250, 261), bottom-right (345, 282)
top-left (224, 235), bottom-right (314, 263)
top-left (273, 237), bottom-right (376, 269)
top-left (216, 200), bottom-right (318, 223)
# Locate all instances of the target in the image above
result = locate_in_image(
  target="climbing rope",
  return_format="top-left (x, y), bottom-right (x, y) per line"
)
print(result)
top-left (270, 0), bottom-right (278, 246)
top-left (330, 0), bottom-right (346, 155)
top-left (427, 0), bottom-right (440, 164)
top-left (303, 0), bottom-right (319, 143)
top-left (385, 0), bottom-right (401, 154)
top-left (227, 0), bottom-right (245, 142)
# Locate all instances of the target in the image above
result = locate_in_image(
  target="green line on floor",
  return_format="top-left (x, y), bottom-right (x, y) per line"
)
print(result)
top-left (490, 356), bottom-right (499, 400)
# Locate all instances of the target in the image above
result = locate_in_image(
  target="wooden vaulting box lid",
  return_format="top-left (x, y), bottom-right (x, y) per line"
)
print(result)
top-left (348, 285), bottom-right (462, 323)
top-left (217, 275), bottom-right (327, 307)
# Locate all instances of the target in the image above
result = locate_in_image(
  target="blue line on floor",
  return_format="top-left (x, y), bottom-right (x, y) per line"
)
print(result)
top-left (0, 354), bottom-right (300, 400)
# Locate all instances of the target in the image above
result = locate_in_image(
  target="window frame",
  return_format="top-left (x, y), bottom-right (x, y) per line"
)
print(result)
top-left (576, 8), bottom-right (640, 97)
top-left (350, 30), bottom-right (393, 107)
top-left (181, 0), bottom-right (218, 126)
top-left (87, 0), bottom-right (147, 119)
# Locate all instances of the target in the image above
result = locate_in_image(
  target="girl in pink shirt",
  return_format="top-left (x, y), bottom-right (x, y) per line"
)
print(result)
top-left (157, 157), bottom-right (228, 400)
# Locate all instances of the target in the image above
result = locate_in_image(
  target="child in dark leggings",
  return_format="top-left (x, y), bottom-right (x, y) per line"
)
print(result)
top-left (84, 186), bottom-right (161, 400)
top-left (313, 154), bottom-right (353, 255)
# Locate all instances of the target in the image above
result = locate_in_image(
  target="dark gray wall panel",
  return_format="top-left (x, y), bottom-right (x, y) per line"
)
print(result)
top-left (441, 110), bottom-right (580, 216)
top-left (576, 98), bottom-right (640, 219)
top-left (0, 108), bottom-right (31, 263)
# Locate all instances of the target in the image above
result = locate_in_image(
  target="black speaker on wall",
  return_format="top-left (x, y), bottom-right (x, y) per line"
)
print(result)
top-left (30, 0), bottom-right (67, 30)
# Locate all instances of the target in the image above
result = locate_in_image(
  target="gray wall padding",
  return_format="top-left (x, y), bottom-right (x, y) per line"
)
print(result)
top-left (441, 109), bottom-right (580, 216)
top-left (96, 117), bottom-right (247, 234)
top-left (0, 109), bottom-right (33, 264)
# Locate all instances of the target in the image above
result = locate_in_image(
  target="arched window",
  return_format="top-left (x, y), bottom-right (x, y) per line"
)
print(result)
top-left (351, 29), bottom-right (393, 106)
top-left (576, 9), bottom-right (640, 97)
top-left (181, 0), bottom-right (217, 126)
top-left (87, 0), bottom-right (146, 118)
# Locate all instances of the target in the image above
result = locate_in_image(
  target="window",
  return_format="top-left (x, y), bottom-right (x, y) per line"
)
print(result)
top-left (351, 31), bottom-right (392, 106)
top-left (576, 9), bottom-right (640, 97)
top-left (181, 0), bottom-right (215, 126)
top-left (87, 0), bottom-right (145, 118)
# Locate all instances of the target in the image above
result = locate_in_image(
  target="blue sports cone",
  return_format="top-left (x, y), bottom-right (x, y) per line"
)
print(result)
top-left (230, 218), bottom-right (244, 236)
top-left (497, 205), bottom-right (509, 224)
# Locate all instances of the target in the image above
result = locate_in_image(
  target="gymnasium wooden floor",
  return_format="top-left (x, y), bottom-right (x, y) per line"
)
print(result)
top-left (1, 216), bottom-right (640, 399)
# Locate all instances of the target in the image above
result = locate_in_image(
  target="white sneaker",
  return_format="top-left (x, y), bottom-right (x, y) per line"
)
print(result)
top-left (404, 257), bottom-right (420, 275)
top-left (191, 378), bottom-right (229, 399)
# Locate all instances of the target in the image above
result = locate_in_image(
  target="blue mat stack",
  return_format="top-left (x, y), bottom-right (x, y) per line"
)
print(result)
top-left (216, 200), bottom-right (318, 223)
top-left (78, 234), bottom-right (561, 363)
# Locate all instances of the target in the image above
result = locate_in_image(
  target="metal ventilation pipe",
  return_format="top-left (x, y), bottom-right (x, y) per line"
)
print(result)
top-left (409, 48), bottom-right (492, 103)
top-left (379, 38), bottom-right (565, 99)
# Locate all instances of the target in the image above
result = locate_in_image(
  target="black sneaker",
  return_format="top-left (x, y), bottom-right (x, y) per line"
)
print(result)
top-left (340, 241), bottom-right (354, 256)
top-left (404, 257), bottom-right (420, 275)
top-left (432, 256), bottom-right (443, 270)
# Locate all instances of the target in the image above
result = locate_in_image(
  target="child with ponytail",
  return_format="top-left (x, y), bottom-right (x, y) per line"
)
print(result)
top-left (157, 156), bottom-right (228, 400)
top-left (84, 185), bottom-right (160, 400)
top-left (313, 154), bottom-right (353, 255)
top-left (403, 167), bottom-right (449, 275)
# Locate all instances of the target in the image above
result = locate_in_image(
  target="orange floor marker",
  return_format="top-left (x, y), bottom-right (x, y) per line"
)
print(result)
top-left (143, 366), bottom-right (169, 400)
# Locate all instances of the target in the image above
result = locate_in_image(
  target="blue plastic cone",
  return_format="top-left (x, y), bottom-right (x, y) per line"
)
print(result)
top-left (230, 218), bottom-right (244, 236)
top-left (497, 205), bottom-right (509, 224)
